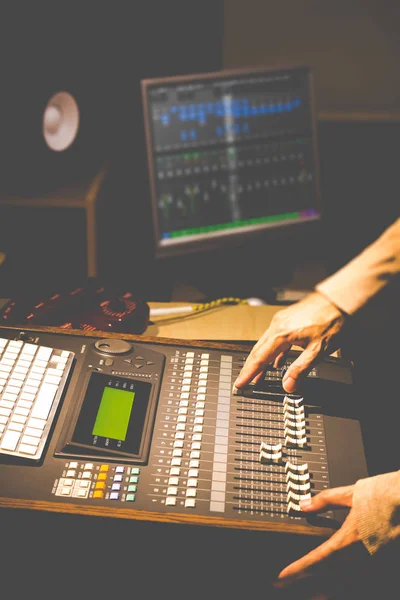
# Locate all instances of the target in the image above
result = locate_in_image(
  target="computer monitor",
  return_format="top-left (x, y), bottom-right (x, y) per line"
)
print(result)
top-left (141, 65), bottom-right (321, 265)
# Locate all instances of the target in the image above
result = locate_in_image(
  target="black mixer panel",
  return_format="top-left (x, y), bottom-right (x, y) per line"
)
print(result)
top-left (0, 327), bottom-right (368, 534)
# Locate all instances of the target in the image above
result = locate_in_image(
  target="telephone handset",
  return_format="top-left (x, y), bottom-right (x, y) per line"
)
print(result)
top-left (0, 283), bottom-right (149, 334)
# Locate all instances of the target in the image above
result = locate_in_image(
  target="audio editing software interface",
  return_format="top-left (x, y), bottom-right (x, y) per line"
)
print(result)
top-left (142, 66), bottom-right (320, 258)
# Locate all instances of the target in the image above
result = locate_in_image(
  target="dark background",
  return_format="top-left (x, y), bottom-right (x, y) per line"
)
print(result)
top-left (0, 1), bottom-right (398, 298)
top-left (0, 4), bottom-right (398, 596)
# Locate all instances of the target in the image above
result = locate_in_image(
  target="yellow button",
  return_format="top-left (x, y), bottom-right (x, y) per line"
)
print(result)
top-left (99, 465), bottom-right (109, 473)
top-left (95, 482), bottom-right (106, 490)
top-left (97, 473), bottom-right (107, 481)
top-left (93, 490), bottom-right (104, 499)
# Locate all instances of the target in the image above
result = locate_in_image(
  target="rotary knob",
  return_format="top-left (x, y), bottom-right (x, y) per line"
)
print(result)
top-left (94, 339), bottom-right (132, 355)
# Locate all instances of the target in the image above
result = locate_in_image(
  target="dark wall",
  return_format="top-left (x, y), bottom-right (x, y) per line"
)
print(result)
top-left (318, 121), bottom-right (400, 273)
top-left (223, 0), bottom-right (400, 276)
top-left (0, 2), bottom-right (225, 295)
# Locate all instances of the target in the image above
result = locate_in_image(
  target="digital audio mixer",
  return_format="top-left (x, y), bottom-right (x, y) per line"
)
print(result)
top-left (0, 325), bottom-right (368, 538)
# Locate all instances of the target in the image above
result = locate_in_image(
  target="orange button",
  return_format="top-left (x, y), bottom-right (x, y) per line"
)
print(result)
top-left (97, 473), bottom-right (107, 481)
top-left (95, 482), bottom-right (106, 490)
top-left (93, 490), bottom-right (104, 499)
top-left (99, 465), bottom-right (109, 473)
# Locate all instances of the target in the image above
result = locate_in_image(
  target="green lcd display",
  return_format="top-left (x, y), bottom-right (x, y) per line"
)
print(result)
top-left (92, 386), bottom-right (135, 441)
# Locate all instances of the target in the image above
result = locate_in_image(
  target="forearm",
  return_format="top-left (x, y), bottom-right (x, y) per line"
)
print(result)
top-left (353, 470), bottom-right (400, 554)
top-left (316, 218), bottom-right (400, 315)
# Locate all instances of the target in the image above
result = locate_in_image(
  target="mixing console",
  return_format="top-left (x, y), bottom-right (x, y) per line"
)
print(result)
top-left (0, 326), bottom-right (368, 538)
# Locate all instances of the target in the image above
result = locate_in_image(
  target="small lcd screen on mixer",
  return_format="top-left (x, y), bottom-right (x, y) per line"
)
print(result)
top-left (71, 373), bottom-right (152, 456)
top-left (92, 386), bottom-right (135, 442)
top-left (142, 65), bottom-right (321, 258)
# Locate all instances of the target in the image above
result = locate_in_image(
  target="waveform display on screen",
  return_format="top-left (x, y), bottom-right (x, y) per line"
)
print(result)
top-left (148, 70), bottom-right (312, 153)
top-left (154, 96), bottom-right (302, 145)
top-left (142, 66), bottom-right (320, 255)
top-left (154, 136), bottom-right (317, 239)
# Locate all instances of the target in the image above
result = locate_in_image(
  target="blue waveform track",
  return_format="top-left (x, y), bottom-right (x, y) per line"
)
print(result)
top-left (158, 97), bottom-right (302, 127)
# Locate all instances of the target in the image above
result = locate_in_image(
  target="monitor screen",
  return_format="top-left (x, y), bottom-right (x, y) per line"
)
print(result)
top-left (141, 65), bottom-right (320, 259)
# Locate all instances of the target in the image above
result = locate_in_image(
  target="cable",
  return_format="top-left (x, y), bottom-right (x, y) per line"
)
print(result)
top-left (149, 297), bottom-right (249, 318)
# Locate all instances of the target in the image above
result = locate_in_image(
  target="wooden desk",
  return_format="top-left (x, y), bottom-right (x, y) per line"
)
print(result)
top-left (146, 302), bottom-right (284, 341)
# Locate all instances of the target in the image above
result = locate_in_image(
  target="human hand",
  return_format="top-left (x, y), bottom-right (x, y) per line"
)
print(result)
top-left (234, 291), bottom-right (347, 393)
top-left (274, 484), bottom-right (368, 598)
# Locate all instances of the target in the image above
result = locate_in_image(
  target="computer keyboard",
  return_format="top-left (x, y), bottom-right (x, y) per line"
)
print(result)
top-left (0, 337), bottom-right (74, 461)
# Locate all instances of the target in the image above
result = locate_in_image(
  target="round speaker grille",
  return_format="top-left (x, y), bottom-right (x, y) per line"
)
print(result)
top-left (42, 91), bottom-right (80, 151)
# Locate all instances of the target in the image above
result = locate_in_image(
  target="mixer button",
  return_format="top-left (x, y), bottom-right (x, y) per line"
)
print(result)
top-left (284, 406), bottom-right (305, 418)
top-left (179, 400), bottom-right (189, 407)
top-left (174, 440), bottom-right (184, 448)
top-left (260, 441), bottom-right (282, 453)
top-left (187, 478), bottom-right (198, 487)
top-left (283, 395), bottom-right (304, 407)
top-left (186, 488), bottom-right (196, 497)
top-left (188, 469), bottom-right (199, 478)
top-left (287, 490), bottom-right (311, 503)
top-left (287, 501), bottom-right (302, 515)
top-left (171, 458), bottom-right (182, 466)
top-left (284, 426), bottom-right (306, 438)
top-left (190, 450), bottom-right (200, 459)
top-left (284, 418), bottom-right (306, 429)
top-left (260, 450), bottom-right (282, 464)
top-left (175, 432), bottom-right (185, 440)
top-left (165, 497), bottom-right (176, 506)
top-left (168, 477), bottom-right (179, 486)
top-left (287, 481), bottom-right (311, 494)
top-left (284, 435), bottom-right (308, 448)
top-left (189, 459), bottom-right (199, 468)
top-left (185, 498), bottom-right (196, 508)
top-left (167, 487), bottom-right (178, 496)
top-left (169, 467), bottom-right (180, 476)
top-left (172, 449), bottom-right (182, 457)
top-left (286, 470), bottom-right (310, 483)
top-left (285, 461), bottom-right (309, 475)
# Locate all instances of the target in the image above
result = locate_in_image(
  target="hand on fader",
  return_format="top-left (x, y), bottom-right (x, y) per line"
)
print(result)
top-left (234, 292), bottom-right (347, 393)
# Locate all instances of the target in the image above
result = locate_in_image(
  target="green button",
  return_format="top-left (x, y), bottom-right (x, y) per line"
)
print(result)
top-left (130, 467), bottom-right (140, 475)
top-left (129, 475), bottom-right (139, 484)
top-left (126, 493), bottom-right (136, 502)
top-left (128, 484), bottom-right (137, 493)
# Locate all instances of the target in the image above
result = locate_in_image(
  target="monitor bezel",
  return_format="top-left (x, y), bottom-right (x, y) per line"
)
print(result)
top-left (141, 64), bottom-right (321, 260)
